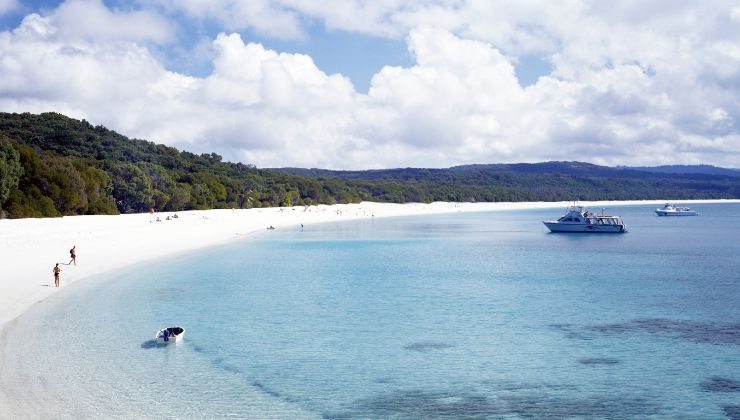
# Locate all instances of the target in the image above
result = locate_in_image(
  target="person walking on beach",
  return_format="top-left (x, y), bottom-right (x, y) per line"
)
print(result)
top-left (69, 245), bottom-right (77, 266)
top-left (53, 263), bottom-right (61, 287)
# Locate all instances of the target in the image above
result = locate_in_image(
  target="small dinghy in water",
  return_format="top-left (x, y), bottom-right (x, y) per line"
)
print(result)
top-left (156, 326), bottom-right (185, 344)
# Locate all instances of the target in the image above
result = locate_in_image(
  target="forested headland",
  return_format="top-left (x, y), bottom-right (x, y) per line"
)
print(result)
top-left (0, 112), bottom-right (738, 219)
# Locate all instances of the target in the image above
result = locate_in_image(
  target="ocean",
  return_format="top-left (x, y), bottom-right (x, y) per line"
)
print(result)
top-left (2, 203), bottom-right (740, 418)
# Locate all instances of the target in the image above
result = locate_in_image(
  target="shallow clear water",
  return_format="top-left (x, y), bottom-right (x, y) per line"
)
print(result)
top-left (2, 204), bottom-right (740, 418)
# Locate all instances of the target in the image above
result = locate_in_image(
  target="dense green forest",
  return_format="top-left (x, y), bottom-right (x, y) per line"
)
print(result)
top-left (0, 112), bottom-right (370, 218)
top-left (0, 112), bottom-right (738, 219)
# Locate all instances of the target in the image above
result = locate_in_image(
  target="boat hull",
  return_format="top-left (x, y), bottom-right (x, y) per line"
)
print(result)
top-left (156, 335), bottom-right (183, 344)
top-left (543, 221), bottom-right (626, 233)
top-left (156, 327), bottom-right (185, 344)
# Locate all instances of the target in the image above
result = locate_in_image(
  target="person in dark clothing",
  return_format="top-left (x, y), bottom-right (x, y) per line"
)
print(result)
top-left (53, 263), bottom-right (61, 287)
top-left (69, 245), bottom-right (77, 266)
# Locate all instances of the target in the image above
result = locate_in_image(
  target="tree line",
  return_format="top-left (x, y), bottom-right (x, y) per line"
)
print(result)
top-left (0, 113), bottom-right (371, 218)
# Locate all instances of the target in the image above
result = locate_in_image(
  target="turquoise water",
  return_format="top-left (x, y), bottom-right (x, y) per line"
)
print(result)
top-left (2, 204), bottom-right (740, 418)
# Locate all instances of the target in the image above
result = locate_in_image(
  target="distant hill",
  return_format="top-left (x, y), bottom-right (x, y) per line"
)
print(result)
top-left (1, 111), bottom-right (739, 219)
top-left (272, 160), bottom-right (740, 204)
top-left (273, 161), bottom-right (738, 181)
top-left (624, 165), bottom-right (740, 177)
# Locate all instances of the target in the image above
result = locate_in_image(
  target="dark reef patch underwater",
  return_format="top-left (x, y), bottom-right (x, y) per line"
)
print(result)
top-left (329, 387), bottom-right (660, 419)
top-left (701, 376), bottom-right (740, 392)
top-left (552, 318), bottom-right (740, 345)
top-left (724, 404), bottom-right (740, 420)
top-left (578, 357), bottom-right (621, 365)
top-left (403, 341), bottom-right (455, 352)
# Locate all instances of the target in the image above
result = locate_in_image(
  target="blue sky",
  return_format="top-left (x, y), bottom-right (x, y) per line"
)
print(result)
top-left (0, 0), bottom-right (738, 169)
top-left (221, 25), bottom-right (416, 93)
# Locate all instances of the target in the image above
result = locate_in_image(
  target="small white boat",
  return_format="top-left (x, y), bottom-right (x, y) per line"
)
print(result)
top-left (655, 203), bottom-right (698, 216)
top-left (543, 206), bottom-right (627, 233)
top-left (156, 326), bottom-right (185, 344)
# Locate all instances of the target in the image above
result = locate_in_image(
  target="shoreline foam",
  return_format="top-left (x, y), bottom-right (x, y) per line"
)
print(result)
top-left (1, 199), bottom-right (737, 334)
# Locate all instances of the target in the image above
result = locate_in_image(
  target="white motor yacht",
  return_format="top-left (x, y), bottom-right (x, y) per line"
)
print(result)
top-left (655, 203), bottom-right (698, 216)
top-left (543, 206), bottom-right (627, 233)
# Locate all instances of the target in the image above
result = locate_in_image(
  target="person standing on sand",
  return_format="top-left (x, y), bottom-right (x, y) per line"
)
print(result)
top-left (69, 245), bottom-right (76, 266)
top-left (53, 263), bottom-right (61, 287)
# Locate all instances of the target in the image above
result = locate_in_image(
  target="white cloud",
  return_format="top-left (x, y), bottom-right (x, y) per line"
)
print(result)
top-left (0, 1), bottom-right (738, 168)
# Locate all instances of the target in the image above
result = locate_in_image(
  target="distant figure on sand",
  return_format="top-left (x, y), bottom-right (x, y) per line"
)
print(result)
top-left (53, 263), bottom-right (61, 287)
top-left (69, 245), bottom-right (76, 266)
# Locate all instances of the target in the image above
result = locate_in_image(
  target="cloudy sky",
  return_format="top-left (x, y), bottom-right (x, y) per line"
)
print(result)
top-left (0, 0), bottom-right (738, 169)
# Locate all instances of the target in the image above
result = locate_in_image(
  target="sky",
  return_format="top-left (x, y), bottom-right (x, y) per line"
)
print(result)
top-left (0, 0), bottom-right (738, 169)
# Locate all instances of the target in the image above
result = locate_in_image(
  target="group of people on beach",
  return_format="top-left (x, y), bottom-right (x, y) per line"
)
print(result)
top-left (52, 245), bottom-right (76, 287)
top-left (153, 213), bottom-right (178, 223)
top-left (149, 207), bottom-right (179, 223)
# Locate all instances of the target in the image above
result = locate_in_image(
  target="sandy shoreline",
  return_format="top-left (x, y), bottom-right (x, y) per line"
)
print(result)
top-left (1, 199), bottom-right (738, 334)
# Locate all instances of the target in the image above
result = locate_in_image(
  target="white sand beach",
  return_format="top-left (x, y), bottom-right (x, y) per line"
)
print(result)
top-left (1, 199), bottom-right (737, 334)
